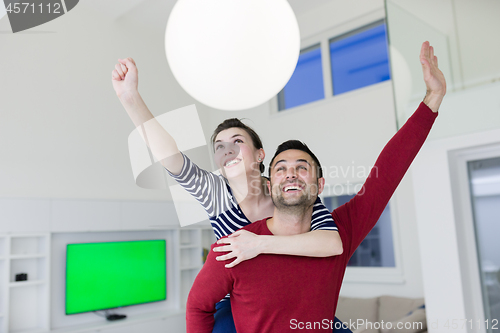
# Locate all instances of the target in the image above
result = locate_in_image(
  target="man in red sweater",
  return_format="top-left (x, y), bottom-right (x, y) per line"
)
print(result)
top-left (186, 41), bottom-right (446, 333)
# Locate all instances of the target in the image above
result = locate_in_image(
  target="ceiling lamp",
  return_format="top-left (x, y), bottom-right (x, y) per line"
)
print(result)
top-left (165, 0), bottom-right (300, 111)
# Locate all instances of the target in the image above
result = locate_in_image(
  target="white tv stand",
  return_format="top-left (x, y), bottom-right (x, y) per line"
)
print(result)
top-left (0, 225), bottom-right (214, 333)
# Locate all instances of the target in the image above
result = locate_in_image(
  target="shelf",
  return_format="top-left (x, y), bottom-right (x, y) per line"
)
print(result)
top-left (9, 280), bottom-right (46, 288)
top-left (179, 242), bottom-right (198, 248)
top-left (49, 309), bottom-right (186, 333)
top-left (10, 256), bottom-right (46, 283)
top-left (180, 265), bottom-right (201, 270)
top-left (0, 236), bottom-right (6, 258)
top-left (10, 254), bottom-right (46, 260)
top-left (9, 282), bottom-right (49, 332)
top-left (201, 229), bottom-right (216, 247)
top-left (179, 244), bottom-right (198, 249)
top-left (179, 229), bottom-right (200, 247)
top-left (180, 247), bottom-right (202, 269)
top-left (10, 235), bottom-right (47, 257)
top-left (10, 328), bottom-right (48, 333)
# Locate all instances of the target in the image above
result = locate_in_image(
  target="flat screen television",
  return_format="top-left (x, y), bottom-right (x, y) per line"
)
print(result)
top-left (66, 240), bottom-right (167, 315)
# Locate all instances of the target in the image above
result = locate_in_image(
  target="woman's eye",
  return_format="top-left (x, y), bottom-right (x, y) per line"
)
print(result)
top-left (234, 139), bottom-right (243, 144)
top-left (215, 145), bottom-right (223, 150)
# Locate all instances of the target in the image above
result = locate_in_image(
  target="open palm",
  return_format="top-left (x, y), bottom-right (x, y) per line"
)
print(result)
top-left (420, 41), bottom-right (446, 97)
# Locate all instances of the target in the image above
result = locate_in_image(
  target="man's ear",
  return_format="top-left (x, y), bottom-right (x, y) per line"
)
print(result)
top-left (267, 179), bottom-right (271, 194)
top-left (317, 177), bottom-right (326, 196)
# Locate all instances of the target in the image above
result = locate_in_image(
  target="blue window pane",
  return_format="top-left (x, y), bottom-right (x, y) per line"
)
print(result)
top-left (278, 45), bottom-right (324, 111)
top-left (330, 23), bottom-right (390, 95)
top-left (323, 194), bottom-right (395, 267)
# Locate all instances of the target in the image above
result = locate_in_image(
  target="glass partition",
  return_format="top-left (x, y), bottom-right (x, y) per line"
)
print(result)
top-left (385, 0), bottom-right (452, 128)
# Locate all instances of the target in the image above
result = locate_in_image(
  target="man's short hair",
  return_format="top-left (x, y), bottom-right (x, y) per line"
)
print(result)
top-left (268, 140), bottom-right (323, 178)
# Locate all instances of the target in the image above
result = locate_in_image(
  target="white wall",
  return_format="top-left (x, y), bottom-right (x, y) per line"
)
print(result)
top-left (412, 81), bottom-right (500, 332)
top-left (0, 7), bottom-right (198, 332)
top-left (388, 0), bottom-right (500, 90)
top-left (388, 0), bottom-right (500, 139)
top-left (0, 198), bottom-right (180, 233)
top-left (0, 4), bottom-right (211, 202)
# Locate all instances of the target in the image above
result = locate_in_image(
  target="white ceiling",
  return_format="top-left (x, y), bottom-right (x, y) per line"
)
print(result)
top-left (80, 0), bottom-right (151, 20)
top-left (287, 0), bottom-right (335, 16)
top-left (79, 0), bottom-right (334, 33)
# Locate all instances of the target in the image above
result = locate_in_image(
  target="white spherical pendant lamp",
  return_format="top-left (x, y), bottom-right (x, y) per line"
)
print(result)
top-left (165, 0), bottom-right (300, 111)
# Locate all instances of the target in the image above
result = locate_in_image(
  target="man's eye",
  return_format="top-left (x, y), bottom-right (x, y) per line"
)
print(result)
top-left (277, 167), bottom-right (285, 171)
top-left (298, 166), bottom-right (307, 170)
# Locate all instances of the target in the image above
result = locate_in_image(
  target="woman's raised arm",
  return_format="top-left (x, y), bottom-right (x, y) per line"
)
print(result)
top-left (112, 57), bottom-right (184, 175)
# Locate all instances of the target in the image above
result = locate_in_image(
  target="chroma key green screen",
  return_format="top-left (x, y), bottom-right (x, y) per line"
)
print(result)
top-left (66, 240), bottom-right (166, 315)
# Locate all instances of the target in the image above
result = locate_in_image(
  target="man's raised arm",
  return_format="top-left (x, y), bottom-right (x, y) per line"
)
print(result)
top-left (186, 243), bottom-right (234, 333)
top-left (334, 41), bottom-right (446, 256)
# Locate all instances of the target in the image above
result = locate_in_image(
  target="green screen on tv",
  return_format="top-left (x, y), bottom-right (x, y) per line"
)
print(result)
top-left (66, 240), bottom-right (167, 315)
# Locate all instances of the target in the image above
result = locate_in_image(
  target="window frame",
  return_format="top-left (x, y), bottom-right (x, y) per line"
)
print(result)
top-left (277, 43), bottom-right (324, 111)
top-left (270, 13), bottom-right (390, 115)
top-left (447, 143), bottom-right (500, 331)
top-left (328, 19), bottom-right (390, 96)
top-left (319, 182), bottom-right (405, 284)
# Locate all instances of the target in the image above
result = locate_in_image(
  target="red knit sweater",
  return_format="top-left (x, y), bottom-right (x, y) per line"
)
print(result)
top-left (187, 103), bottom-right (438, 333)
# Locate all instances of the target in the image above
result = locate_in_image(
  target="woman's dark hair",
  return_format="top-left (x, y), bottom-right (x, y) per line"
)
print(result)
top-left (211, 118), bottom-right (265, 173)
top-left (268, 140), bottom-right (323, 178)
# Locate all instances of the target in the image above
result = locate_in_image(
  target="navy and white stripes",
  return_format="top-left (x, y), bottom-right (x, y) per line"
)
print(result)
top-left (167, 153), bottom-right (337, 240)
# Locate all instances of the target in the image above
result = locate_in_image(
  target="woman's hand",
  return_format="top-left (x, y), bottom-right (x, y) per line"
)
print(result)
top-left (213, 230), bottom-right (264, 268)
top-left (111, 58), bottom-right (139, 101)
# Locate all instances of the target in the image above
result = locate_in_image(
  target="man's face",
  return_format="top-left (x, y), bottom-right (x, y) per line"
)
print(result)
top-left (268, 149), bottom-right (325, 210)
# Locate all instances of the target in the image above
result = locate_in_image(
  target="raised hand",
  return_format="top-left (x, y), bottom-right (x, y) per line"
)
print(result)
top-left (420, 41), bottom-right (446, 112)
top-left (111, 58), bottom-right (139, 100)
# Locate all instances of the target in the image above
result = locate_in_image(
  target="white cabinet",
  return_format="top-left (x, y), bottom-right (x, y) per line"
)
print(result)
top-left (0, 233), bottom-right (50, 333)
top-left (177, 228), bottom-right (215, 308)
top-left (0, 236), bottom-right (7, 333)
top-left (0, 226), bottom-right (214, 333)
top-left (129, 315), bottom-right (186, 333)
top-left (50, 311), bottom-right (186, 333)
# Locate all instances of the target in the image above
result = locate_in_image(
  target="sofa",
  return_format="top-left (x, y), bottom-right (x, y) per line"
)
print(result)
top-left (335, 295), bottom-right (427, 333)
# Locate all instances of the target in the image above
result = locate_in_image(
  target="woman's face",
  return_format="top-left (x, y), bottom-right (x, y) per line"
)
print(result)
top-left (214, 128), bottom-right (263, 179)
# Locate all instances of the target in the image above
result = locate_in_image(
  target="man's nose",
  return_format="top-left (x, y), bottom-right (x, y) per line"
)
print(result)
top-left (286, 168), bottom-right (297, 179)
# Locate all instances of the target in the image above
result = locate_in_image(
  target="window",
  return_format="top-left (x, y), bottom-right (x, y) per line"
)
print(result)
top-left (277, 20), bottom-right (391, 111)
top-left (468, 157), bottom-right (500, 324)
top-left (329, 21), bottom-right (391, 95)
top-left (323, 194), bottom-right (395, 267)
top-left (278, 44), bottom-right (324, 111)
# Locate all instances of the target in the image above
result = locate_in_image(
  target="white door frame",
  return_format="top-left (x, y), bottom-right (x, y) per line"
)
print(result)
top-left (448, 142), bottom-right (500, 333)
